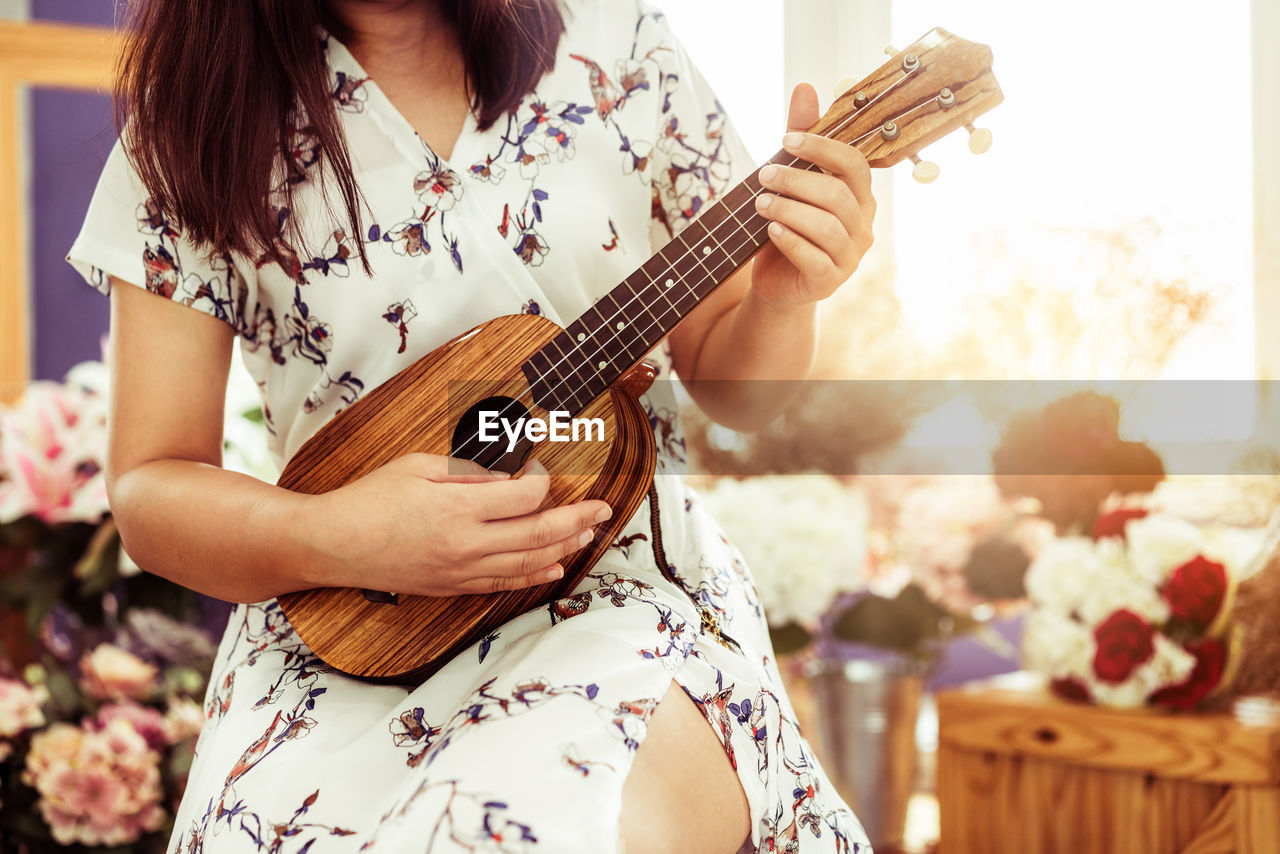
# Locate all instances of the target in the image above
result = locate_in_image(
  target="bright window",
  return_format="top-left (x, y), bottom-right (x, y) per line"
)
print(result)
top-left (887, 0), bottom-right (1254, 381)
top-left (659, 0), bottom-right (785, 161)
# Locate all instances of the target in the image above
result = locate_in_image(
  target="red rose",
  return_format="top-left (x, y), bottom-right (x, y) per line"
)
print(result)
top-left (1092, 609), bottom-right (1155, 684)
top-left (1149, 639), bottom-right (1227, 711)
top-left (1049, 676), bottom-right (1092, 703)
top-left (1162, 555), bottom-right (1228, 629)
top-left (1092, 507), bottom-right (1149, 540)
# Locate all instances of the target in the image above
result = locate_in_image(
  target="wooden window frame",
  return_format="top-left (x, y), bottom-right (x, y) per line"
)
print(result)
top-left (0, 20), bottom-right (119, 403)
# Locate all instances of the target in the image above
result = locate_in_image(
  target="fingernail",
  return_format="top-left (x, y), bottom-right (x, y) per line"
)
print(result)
top-left (594, 506), bottom-right (612, 523)
top-left (755, 194), bottom-right (773, 211)
top-left (526, 459), bottom-right (546, 475)
top-left (546, 566), bottom-right (564, 582)
top-left (783, 132), bottom-right (804, 150)
top-left (769, 221), bottom-right (785, 238)
top-left (491, 470), bottom-right (511, 479)
top-left (759, 164), bottom-right (778, 183)
top-left (579, 529), bottom-right (594, 547)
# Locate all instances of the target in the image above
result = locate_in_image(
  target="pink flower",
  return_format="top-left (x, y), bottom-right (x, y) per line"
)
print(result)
top-left (0, 375), bottom-right (109, 525)
top-left (0, 677), bottom-right (45, 738)
top-left (79, 644), bottom-right (158, 702)
top-left (163, 697), bottom-right (205, 744)
top-left (93, 703), bottom-right (168, 751)
top-left (25, 719), bottom-right (165, 846)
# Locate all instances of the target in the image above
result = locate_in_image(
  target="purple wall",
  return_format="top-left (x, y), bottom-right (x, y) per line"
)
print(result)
top-left (30, 0), bottom-right (118, 380)
top-left (31, 0), bottom-right (115, 27)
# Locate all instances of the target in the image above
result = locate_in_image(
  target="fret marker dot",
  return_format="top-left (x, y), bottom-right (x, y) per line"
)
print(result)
top-left (702, 245), bottom-right (712, 256)
top-left (576, 332), bottom-right (586, 341)
top-left (598, 360), bottom-right (607, 369)
top-left (616, 321), bottom-right (626, 330)
top-left (664, 278), bottom-right (674, 288)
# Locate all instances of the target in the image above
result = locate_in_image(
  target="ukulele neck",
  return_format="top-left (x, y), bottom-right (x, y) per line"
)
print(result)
top-left (523, 149), bottom-right (810, 415)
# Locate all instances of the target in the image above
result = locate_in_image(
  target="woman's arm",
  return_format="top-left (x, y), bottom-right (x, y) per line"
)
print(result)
top-left (667, 84), bottom-right (874, 431)
top-left (106, 279), bottom-right (607, 603)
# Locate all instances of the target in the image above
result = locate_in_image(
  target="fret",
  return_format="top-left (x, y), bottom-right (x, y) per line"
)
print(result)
top-left (697, 217), bottom-right (738, 279)
top-left (536, 343), bottom-right (573, 400)
top-left (616, 276), bottom-right (662, 327)
top-left (583, 303), bottom-right (611, 336)
top-left (634, 257), bottom-right (686, 320)
top-left (724, 208), bottom-right (769, 258)
top-left (695, 196), bottom-right (731, 234)
top-left (674, 233), bottom-right (716, 291)
top-left (555, 325), bottom-right (602, 406)
top-left (664, 276), bottom-right (702, 317)
top-left (672, 245), bottom-right (716, 301)
top-left (719, 179), bottom-right (757, 217)
top-left (594, 330), bottom-right (633, 372)
top-left (767, 148), bottom-right (795, 167)
top-left (598, 288), bottom-right (640, 333)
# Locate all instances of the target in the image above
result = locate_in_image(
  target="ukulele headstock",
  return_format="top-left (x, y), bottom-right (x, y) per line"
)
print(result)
top-left (812, 28), bottom-right (1003, 179)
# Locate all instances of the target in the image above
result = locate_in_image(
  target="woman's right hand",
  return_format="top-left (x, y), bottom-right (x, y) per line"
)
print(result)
top-left (299, 453), bottom-right (612, 597)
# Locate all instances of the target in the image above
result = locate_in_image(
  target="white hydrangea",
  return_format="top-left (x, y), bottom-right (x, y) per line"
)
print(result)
top-left (1077, 536), bottom-right (1171, 625)
top-left (1024, 536), bottom-right (1099, 614)
top-left (1022, 609), bottom-right (1093, 679)
top-left (1023, 511), bottom-right (1239, 709)
top-left (696, 474), bottom-right (868, 628)
top-left (1125, 513), bottom-right (1207, 586)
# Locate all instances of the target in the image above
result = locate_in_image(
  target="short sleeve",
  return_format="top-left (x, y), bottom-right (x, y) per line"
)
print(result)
top-left (65, 137), bottom-right (259, 336)
top-left (638, 2), bottom-right (757, 246)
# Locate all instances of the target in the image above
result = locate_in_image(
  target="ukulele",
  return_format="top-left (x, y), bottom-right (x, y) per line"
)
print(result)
top-left (275, 28), bottom-right (1003, 682)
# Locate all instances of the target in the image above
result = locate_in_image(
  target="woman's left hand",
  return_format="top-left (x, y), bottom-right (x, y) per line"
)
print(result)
top-left (749, 82), bottom-right (876, 308)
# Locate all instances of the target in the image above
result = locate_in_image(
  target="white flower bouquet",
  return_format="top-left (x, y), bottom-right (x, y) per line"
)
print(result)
top-left (1023, 508), bottom-right (1259, 710)
top-left (697, 473), bottom-right (868, 641)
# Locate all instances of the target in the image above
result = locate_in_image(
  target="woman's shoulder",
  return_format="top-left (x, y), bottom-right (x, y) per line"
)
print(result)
top-left (557, 0), bottom-right (671, 45)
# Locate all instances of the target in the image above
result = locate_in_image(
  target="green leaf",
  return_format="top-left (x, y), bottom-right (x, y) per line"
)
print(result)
top-left (768, 621), bottom-right (813, 656)
top-left (41, 666), bottom-right (82, 719)
top-left (22, 570), bottom-right (67, 638)
top-left (831, 584), bottom-right (952, 654)
top-left (73, 519), bottom-right (121, 596)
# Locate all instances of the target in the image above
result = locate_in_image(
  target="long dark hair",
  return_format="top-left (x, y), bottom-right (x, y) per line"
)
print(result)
top-left (115, 0), bottom-right (565, 275)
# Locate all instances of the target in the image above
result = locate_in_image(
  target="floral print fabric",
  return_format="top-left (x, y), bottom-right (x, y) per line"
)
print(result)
top-left (65, 1), bottom-right (868, 851)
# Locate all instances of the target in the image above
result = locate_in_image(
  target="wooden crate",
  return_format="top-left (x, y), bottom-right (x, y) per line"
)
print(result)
top-left (936, 673), bottom-right (1280, 854)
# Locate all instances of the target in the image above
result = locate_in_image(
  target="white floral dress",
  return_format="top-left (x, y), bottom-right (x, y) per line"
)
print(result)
top-left (66, 2), bottom-right (868, 851)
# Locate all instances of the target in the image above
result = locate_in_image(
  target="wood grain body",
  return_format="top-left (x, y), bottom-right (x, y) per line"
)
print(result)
top-left (260, 26), bottom-right (1006, 683)
top-left (275, 313), bottom-right (656, 682)
top-left (937, 675), bottom-right (1280, 854)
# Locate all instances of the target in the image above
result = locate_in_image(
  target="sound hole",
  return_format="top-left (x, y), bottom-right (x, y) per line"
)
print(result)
top-left (451, 395), bottom-right (535, 475)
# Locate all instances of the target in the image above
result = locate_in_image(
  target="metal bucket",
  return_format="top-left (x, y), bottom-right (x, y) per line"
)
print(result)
top-left (807, 658), bottom-right (924, 849)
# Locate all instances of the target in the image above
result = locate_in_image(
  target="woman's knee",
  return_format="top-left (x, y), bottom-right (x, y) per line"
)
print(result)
top-left (618, 679), bottom-right (750, 854)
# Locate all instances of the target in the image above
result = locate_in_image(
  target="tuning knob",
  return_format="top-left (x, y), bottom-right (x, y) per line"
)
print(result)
top-left (834, 76), bottom-right (857, 99)
top-left (965, 123), bottom-right (993, 155)
top-left (883, 44), bottom-right (899, 57)
top-left (909, 155), bottom-right (939, 184)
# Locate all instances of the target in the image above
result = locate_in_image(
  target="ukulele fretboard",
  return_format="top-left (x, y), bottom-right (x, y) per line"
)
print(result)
top-left (523, 149), bottom-right (810, 414)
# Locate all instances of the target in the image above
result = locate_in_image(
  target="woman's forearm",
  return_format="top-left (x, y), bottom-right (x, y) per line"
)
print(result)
top-left (109, 459), bottom-right (322, 603)
top-left (682, 279), bottom-right (818, 431)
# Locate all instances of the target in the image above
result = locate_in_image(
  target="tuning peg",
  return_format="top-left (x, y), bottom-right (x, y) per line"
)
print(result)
top-left (909, 154), bottom-right (939, 184)
top-left (965, 123), bottom-right (993, 155)
top-left (883, 44), bottom-right (899, 57)
top-left (833, 77), bottom-right (857, 99)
